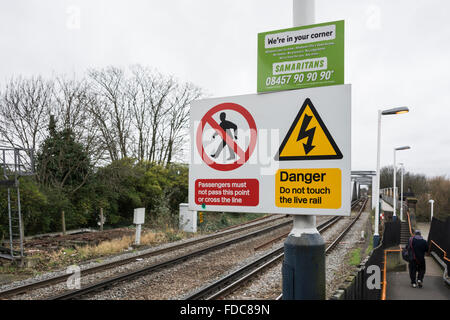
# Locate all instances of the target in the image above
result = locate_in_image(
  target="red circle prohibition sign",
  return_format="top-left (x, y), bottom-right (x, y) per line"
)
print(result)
top-left (196, 102), bottom-right (257, 171)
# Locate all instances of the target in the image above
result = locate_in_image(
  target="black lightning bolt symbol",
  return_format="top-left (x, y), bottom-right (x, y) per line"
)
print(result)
top-left (297, 114), bottom-right (316, 155)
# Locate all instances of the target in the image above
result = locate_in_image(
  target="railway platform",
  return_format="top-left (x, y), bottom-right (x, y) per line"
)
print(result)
top-left (384, 222), bottom-right (450, 300)
top-left (386, 256), bottom-right (450, 300)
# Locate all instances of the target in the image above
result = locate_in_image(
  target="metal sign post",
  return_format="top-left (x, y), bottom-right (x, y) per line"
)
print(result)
top-left (282, 0), bottom-right (325, 300)
top-left (188, 0), bottom-right (350, 300)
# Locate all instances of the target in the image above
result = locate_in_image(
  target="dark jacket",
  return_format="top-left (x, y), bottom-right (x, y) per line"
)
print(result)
top-left (409, 235), bottom-right (428, 264)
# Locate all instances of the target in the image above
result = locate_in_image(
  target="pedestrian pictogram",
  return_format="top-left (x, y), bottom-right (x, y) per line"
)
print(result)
top-left (196, 102), bottom-right (257, 171)
top-left (275, 98), bottom-right (343, 161)
top-left (211, 112), bottom-right (238, 160)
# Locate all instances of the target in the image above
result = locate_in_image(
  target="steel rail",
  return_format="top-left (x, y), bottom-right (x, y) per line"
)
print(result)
top-left (276, 197), bottom-right (368, 301)
top-left (183, 214), bottom-right (343, 300)
top-left (187, 198), bottom-right (367, 300)
top-left (46, 218), bottom-right (294, 300)
top-left (0, 214), bottom-right (287, 299)
top-left (325, 198), bottom-right (368, 252)
top-left (253, 200), bottom-right (361, 252)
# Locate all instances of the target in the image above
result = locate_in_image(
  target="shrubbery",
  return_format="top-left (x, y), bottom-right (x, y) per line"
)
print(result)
top-left (0, 160), bottom-right (188, 239)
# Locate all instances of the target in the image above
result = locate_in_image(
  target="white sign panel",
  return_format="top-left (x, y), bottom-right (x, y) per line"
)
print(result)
top-left (133, 208), bottom-right (145, 225)
top-left (189, 85), bottom-right (351, 216)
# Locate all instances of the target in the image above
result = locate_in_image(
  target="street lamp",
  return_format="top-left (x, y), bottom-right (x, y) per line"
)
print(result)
top-left (429, 199), bottom-right (434, 221)
top-left (398, 163), bottom-right (405, 221)
top-left (393, 146), bottom-right (410, 221)
top-left (374, 106), bottom-right (409, 247)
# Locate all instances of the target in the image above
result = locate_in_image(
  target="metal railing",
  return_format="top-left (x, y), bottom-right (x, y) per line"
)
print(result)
top-left (381, 247), bottom-right (401, 300)
top-left (430, 240), bottom-right (450, 263)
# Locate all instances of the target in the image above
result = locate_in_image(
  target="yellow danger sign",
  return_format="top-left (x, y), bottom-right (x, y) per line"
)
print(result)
top-left (275, 168), bottom-right (341, 208)
top-left (275, 98), bottom-right (342, 160)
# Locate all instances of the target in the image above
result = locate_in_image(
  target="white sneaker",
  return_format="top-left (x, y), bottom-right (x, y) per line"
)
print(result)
top-left (411, 283), bottom-right (417, 288)
top-left (417, 280), bottom-right (423, 288)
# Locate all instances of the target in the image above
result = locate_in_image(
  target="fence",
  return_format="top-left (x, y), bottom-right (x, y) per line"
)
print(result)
top-left (330, 220), bottom-right (400, 300)
top-left (428, 216), bottom-right (450, 271)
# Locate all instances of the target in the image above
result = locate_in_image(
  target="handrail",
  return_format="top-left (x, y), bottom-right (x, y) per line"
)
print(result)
top-left (381, 248), bottom-right (401, 301)
top-left (430, 240), bottom-right (450, 262)
top-left (406, 210), bottom-right (413, 237)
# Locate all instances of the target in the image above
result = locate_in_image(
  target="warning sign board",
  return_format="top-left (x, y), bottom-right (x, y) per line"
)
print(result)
top-left (257, 20), bottom-right (344, 92)
top-left (189, 84), bottom-right (351, 216)
top-left (195, 179), bottom-right (259, 207)
top-left (275, 98), bottom-right (342, 160)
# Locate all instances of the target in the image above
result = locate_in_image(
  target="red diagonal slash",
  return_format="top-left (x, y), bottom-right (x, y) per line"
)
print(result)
top-left (196, 102), bottom-right (257, 171)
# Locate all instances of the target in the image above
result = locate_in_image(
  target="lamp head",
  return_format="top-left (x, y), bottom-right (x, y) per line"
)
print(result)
top-left (395, 146), bottom-right (411, 151)
top-left (381, 107), bottom-right (409, 115)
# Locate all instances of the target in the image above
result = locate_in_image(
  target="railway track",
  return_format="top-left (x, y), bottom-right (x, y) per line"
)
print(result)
top-left (2, 199), bottom-right (366, 300)
top-left (184, 198), bottom-right (367, 300)
top-left (42, 216), bottom-right (297, 300)
top-left (0, 214), bottom-right (287, 299)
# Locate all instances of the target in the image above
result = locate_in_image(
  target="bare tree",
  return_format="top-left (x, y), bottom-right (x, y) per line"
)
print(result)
top-left (0, 66), bottom-right (203, 169)
top-left (88, 67), bottom-right (131, 161)
top-left (0, 76), bottom-right (53, 152)
top-left (146, 72), bottom-right (174, 163)
top-left (162, 82), bottom-right (202, 165)
top-left (128, 65), bottom-right (153, 162)
top-left (53, 76), bottom-right (104, 165)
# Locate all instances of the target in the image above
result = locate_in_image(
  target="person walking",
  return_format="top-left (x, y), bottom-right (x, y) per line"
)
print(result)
top-left (407, 230), bottom-right (429, 288)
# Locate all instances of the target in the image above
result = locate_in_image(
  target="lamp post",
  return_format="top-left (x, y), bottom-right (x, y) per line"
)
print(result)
top-left (393, 146), bottom-right (410, 221)
top-left (374, 107), bottom-right (409, 247)
top-left (398, 163), bottom-right (405, 221)
top-left (429, 199), bottom-right (434, 221)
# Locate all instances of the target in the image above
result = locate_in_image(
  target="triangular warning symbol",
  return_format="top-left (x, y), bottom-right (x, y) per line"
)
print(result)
top-left (275, 98), bottom-right (343, 161)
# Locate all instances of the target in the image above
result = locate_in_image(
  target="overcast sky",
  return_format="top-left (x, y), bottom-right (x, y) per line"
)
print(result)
top-left (1, 0), bottom-right (449, 178)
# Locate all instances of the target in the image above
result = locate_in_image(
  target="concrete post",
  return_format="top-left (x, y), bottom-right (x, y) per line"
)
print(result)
top-left (393, 150), bottom-right (397, 221)
top-left (400, 165), bottom-right (404, 221)
top-left (62, 210), bottom-right (66, 235)
top-left (135, 224), bottom-right (142, 245)
top-left (428, 199), bottom-right (434, 221)
top-left (100, 207), bottom-right (104, 231)
top-left (282, 0), bottom-right (325, 300)
top-left (133, 208), bottom-right (145, 245)
top-left (371, 176), bottom-right (376, 210)
top-left (406, 198), bottom-right (418, 229)
top-left (374, 110), bottom-right (382, 247)
top-left (179, 203), bottom-right (197, 233)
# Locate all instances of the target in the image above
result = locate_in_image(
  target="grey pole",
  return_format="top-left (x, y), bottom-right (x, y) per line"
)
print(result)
top-left (282, 0), bottom-right (325, 300)
top-left (429, 199), bottom-right (434, 221)
top-left (374, 111), bottom-right (382, 247)
top-left (393, 149), bottom-right (397, 220)
top-left (399, 163), bottom-right (404, 221)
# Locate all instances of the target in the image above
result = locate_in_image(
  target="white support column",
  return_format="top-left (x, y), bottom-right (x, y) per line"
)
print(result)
top-left (291, 0), bottom-right (317, 242)
top-left (371, 175), bottom-right (377, 209)
top-left (393, 149), bottom-right (397, 220)
top-left (429, 199), bottom-right (434, 221)
top-left (400, 165), bottom-right (404, 221)
top-left (293, 0), bottom-right (315, 26)
top-left (374, 110), bottom-right (382, 246)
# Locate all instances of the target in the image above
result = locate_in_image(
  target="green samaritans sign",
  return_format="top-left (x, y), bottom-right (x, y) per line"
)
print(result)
top-left (257, 20), bottom-right (344, 92)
